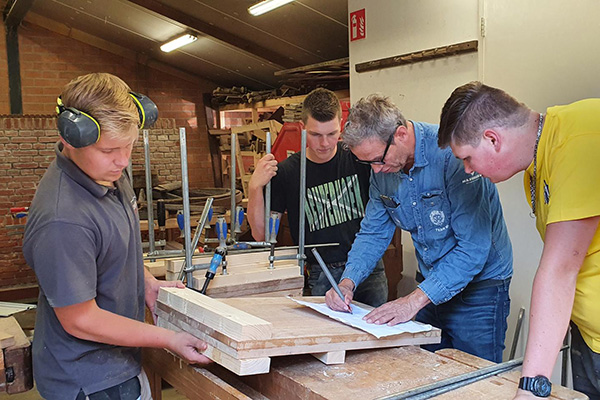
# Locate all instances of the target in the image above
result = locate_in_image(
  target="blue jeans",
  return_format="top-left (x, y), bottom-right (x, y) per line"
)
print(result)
top-left (307, 259), bottom-right (388, 307)
top-left (416, 276), bottom-right (511, 363)
top-left (571, 322), bottom-right (600, 399)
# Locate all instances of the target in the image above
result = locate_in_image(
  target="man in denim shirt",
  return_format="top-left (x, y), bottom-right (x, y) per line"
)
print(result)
top-left (325, 94), bottom-right (513, 362)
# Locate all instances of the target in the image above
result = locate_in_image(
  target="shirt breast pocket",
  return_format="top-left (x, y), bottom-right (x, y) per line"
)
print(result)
top-left (421, 189), bottom-right (450, 237)
top-left (381, 194), bottom-right (415, 231)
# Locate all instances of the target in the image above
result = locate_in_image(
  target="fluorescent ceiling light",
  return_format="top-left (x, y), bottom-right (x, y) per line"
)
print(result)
top-left (160, 34), bottom-right (197, 53)
top-left (248, 0), bottom-right (295, 16)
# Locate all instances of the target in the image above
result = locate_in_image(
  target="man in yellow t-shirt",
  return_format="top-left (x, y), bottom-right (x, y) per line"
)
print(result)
top-left (437, 81), bottom-right (600, 400)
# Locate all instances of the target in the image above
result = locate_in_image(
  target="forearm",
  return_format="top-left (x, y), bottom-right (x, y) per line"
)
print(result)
top-left (521, 217), bottom-right (599, 378)
top-left (56, 300), bottom-right (175, 349)
top-left (247, 184), bottom-right (266, 241)
top-left (521, 259), bottom-right (577, 377)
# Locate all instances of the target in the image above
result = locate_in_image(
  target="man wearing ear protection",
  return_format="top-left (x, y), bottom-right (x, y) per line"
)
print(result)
top-left (23, 73), bottom-right (210, 400)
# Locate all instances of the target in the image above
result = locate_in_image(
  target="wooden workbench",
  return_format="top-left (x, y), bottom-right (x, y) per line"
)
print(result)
top-left (143, 345), bottom-right (587, 400)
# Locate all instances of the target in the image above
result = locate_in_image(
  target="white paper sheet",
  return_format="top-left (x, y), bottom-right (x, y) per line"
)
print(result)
top-left (289, 297), bottom-right (433, 339)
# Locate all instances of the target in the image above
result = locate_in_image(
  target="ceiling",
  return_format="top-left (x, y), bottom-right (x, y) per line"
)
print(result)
top-left (5, 0), bottom-right (349, 92)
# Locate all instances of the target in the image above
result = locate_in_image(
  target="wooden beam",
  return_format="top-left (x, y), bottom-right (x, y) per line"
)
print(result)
top-left (4, 0), bottom-right (36, 27)
top-left (164, 248), bottom-right (298, 273)
top-left (219, 89), bottom-right (350, 111)
top-left (274, 57), bottom-right (349, 76)
top-left (157, 288), bottom-right (273, 341)
top-left (125, 0), bottom-right (297, 69)
top-left (355, 40), bottom-right (479, 73)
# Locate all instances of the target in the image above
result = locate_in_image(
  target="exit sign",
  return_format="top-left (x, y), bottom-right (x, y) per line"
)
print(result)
top-left (350, 9), bottom-right (366, 41)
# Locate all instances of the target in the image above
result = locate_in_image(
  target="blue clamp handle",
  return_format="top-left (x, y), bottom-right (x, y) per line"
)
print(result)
top-left (216, 216), bottom-right (227, 246)
top-left (176, 212), bottom-right (185, 231)
top-left (268, 212), bottom-right (280, 242)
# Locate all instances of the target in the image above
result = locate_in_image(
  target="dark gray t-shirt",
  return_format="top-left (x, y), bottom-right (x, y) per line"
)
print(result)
top-left (23, 142), bottom-right (145, 399)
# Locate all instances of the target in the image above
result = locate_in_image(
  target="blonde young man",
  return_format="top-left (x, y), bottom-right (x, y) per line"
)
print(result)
top-left (438, 81), bottom-right (600, 399)
top-left (23, 73), bottom-right (210, 400)
top-left (247, 88), bottom-right (388, 306)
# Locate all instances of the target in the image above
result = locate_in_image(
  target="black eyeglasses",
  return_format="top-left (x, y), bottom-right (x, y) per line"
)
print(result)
top-left (355, 124), bottom-right (398, 165)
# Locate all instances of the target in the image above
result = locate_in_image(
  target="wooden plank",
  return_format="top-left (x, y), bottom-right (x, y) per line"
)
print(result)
top-left (355, 40), bottom-right (478, 73)
top-left (157, 317), bottom-right (271, 376)
top-left (311, 350), bottom-right (345, 365)
top-left (219, 90), bottom-right (350, 111)
top-left (165, 248), bottom-right (298, 273)
top-left (0, 316), bottom-right (32, 393)
top-left (144, 260), bottom-right (166, 277)
top-left (190, 265), bottom-right (302, 291)
top-left (142, 347), bottom-right (260, 400)
top-left (197, 275), bottom-right (304, 298)
top-left (0, 331), bottom-right (15, 349)
top-left (158, 288), bottom-right (273, 342)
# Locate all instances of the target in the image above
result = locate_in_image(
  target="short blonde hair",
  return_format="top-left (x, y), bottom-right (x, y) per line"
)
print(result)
top-left (61, 73), bottom-right (139, 139)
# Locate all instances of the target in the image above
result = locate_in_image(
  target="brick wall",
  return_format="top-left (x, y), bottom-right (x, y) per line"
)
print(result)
top-left (0, 116), bottom-right (182, 288)
top-left (0, 17), bottom-right (222, 289)
top-left (1, 19), bottom-right (217, 188)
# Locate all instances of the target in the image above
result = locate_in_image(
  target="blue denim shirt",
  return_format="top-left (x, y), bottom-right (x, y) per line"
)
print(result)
top-left (342, 121), bottom-right (513, 305)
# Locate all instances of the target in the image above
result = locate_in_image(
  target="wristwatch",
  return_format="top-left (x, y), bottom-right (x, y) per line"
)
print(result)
top-left (519, 375), bottom-right (552, 397)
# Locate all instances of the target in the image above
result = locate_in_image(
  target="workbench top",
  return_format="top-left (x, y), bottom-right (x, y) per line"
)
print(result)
top-left (143, 345), bottom-right (588, 400)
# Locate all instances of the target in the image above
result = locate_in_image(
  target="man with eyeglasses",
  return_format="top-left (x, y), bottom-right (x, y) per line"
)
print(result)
top-left (325, 94), bottom-right (513, 363)
top-left (247, 88), bottom-right (388, 307)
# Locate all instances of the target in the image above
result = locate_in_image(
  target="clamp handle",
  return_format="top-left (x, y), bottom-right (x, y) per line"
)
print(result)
top-left (215, 216), bottom-right (228, 247)
top-left (267, 211), bottom-right (280, 243)
top-left (234, 205), bottom-right (244, 233)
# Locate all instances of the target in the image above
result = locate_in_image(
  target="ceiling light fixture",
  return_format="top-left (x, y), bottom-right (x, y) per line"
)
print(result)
top-left (160, 33), bottom-right (197, 53)
top-left (248, 0), bottom-right (295, 16)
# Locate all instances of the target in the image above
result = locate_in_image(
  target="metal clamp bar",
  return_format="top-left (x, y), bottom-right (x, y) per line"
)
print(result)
top-left (264, 129), bottom-right (272, 241)
top-left (178, 127), bottom-right (193, 287)
top-left (178, 197), bottom-right (214, 282)
top-left (298, 129), bottom-right (307, 271)
top-left (142, 130), bottom-right (156, 255)
top-left (230, 132), bottom-right (237, 242)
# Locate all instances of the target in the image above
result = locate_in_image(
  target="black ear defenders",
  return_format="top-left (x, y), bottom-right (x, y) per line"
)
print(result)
top-left (56, 92), bottom-right (159, 148)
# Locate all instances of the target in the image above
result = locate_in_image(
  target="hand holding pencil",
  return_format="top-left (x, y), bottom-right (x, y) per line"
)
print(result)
top-left (312, 248), bottom-right (354, 314)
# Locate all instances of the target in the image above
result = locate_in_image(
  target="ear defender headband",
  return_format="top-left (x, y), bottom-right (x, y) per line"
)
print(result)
top-left (56, 92), bottom-right (159, 148)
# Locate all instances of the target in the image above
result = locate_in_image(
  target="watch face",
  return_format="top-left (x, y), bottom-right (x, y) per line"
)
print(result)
top-left (533, 376), bottom-right (552, 397)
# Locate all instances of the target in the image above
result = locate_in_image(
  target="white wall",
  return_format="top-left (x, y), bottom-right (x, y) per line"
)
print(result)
top-left (348, 0), bottom-right (600, 387)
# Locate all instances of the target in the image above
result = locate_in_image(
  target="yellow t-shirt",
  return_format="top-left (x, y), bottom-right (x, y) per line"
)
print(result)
top-left (524, 98), bottom-right (600, 352)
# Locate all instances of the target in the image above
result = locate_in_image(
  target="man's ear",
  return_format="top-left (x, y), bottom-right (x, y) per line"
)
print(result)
top-left (59, 135), bottom-right (76, 151)
top-left (396, 124), bottom-right (408, 141)
top-left (483, 129), bottom-right (501, 152)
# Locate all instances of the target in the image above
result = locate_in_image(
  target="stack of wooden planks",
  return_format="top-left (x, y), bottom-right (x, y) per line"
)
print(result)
top-left (157, 248), bottom-right (304, 298)
top-left (155, 288), bottom-right (441, 376)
